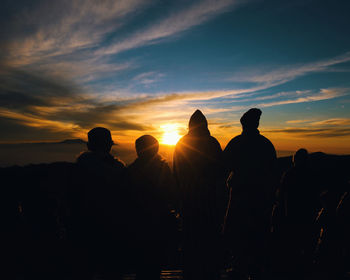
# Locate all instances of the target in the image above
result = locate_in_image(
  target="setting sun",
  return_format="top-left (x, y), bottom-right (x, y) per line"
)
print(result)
top-left (161, 124), bottom-right (181, 145)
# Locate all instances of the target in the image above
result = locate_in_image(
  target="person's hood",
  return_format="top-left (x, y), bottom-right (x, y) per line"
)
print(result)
top-left (188, 109), bottom-right (210, 136)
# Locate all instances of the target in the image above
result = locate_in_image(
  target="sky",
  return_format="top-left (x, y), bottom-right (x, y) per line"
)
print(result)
top-left (1, 0), bottom-right (350, 154)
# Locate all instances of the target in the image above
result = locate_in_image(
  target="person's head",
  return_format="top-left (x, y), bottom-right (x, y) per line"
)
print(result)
top-left (87, 127), bottom-right (114, 152)
top-left (135, 135), bottom-right (159, 159)
top-left (293, 148), bottom-right (309, 167)
top-left (240, 108), bottom-right (262, 130)
top-left (188, 109), bottom-right (209, 135)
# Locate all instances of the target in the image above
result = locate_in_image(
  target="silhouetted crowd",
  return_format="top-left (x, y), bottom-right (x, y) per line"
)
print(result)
top-left (2, 108), bottom-right (350, 280)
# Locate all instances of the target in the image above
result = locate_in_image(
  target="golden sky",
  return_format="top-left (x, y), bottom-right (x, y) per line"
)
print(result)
top-left (0, 0), bottom-right (350, 156)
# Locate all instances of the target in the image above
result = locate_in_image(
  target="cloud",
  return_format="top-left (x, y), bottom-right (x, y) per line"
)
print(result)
top-left (256, 88), bottom-right (348, 108)
top-left (286, 119), bottom-right (313, 124)
top-left (36, 59), bottom-right (135, 83)
top-left (264, 127), bottom-right (350, 138)
top-left (0, 0), bottom-right (246, 113)
top-left (0, 65), bottom-right (200, 139)
top-left (0, 61), bottom-right (262, 142)
top-left (4, 0), bottom-right (145, 66)
top-left (0, 64), bottom-right (347, 139)
top-left (0, 117), bottom-right (77, 143)
top-left (108, 121), bottom-right (153, 131)
top-left (132, 71), bottom-right (165, 86)
top-left (2, 0), bottom-right (240, 87)
top-left (1, 0), bottom-right (349, 143)
top-left (193, 88), bottom-right (349, 115)
top-left (98, 0), bottom-right (238, 55)
top-left (223, 90), bottom-right (312, 103)
top-left (0, 108), bottom-right (81, 135)
top-left (1, 56), bottom-right (348, 142)
top-left (0, 65), bottom-right (85, 111)
top-left (218, 123), bottom-right (241, 129)
top-left (229, 51), bottom-right (350, 88)
top-left (310, 118), bottom-right (350, 126)
top-left (0, 0), bottom-right (143, 95)
top-left (267, 117), bottom-right (350, 139)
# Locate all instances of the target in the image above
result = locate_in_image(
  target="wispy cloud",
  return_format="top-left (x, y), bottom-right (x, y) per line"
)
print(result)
top-left (264, 127), bottom-right (350, 138)
top-left (0, 108), bottom-right (80, 132)
top-left (268, 117), bottom-right (350, 138)
top-left (5, 0), bottom-right (145, 66)
top-left (0, 62), bottom-right (261, 141)
top-left (1, 0), bottom-right (144, 93)
top-left (193, 88), bottom-right (349, 115)
top-left (1, 54), bottom-right (348, 142)
top-left (1, 0), bottom-right (349, 145)
top-left (310, 118), bottom-right (350, 126)
top-left (1, 0), bottom-right (243, 101)
top-left (286, 119), bottom-right (313, 124)
top-left (229, 51), bottom-right (350, 88)
top-left (3, 0), bottom-right (240, 87)
top-left (132, 71), bottom-right (165, 86)
top-left (256, 88), bottom-right (348, 108)
top-left (98, 0), bottom-right (238, 55)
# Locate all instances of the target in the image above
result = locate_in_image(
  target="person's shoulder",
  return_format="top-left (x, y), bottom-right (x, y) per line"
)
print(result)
top-left (174, 134), bottom-right (189, 151)
top-left (258, 134), bottom-right (277, 159)
top-left (226, 135), bottom-right (242, 146)
top-left (223, 135), bottom-right (242, 155)
top-left (208, 135), bottom-right (222, 149)
top-left (231, 134), bottom-right (242, 141)
top-left (259, 133), bottom-right (271, 141)
top-left (76, 151), bottom-right (95, 163)
top-left (259, 134), bottom-right (275, 147)
top-left (177, 134), bottom-right (189, 145)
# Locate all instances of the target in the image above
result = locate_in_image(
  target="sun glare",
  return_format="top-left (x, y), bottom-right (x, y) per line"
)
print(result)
top-left (161, 124), bottom-right (181, 145)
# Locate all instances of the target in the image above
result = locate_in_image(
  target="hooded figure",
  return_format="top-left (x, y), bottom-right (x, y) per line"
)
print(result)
top-left (173, 110), bottom-right (224, 280)
top-left (127, 135), bottom-right (177, 280)
top-left (223, 108), bottom-right (277, 278)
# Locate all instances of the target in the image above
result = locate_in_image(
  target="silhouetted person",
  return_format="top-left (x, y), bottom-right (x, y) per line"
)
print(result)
top-left (127, 135), bottom-right (177, 280)
top-left (173, 110), bottom-right (224, 280)
top-left (223, 108), bottom-right (277, 279)
top-left (71, 127), bottom-right (125, 279)
top-left (280, 149), bottom-right (319, 277)
top-left (77, 127), bottom-right (125, 181)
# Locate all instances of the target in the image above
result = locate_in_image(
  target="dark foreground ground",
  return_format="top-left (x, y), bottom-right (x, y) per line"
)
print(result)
top-left (1, 152), bottom-right (350, 279)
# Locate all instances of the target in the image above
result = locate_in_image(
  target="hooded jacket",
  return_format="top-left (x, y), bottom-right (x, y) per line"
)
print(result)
top-left (173, 110), bottom-right (224, 226)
